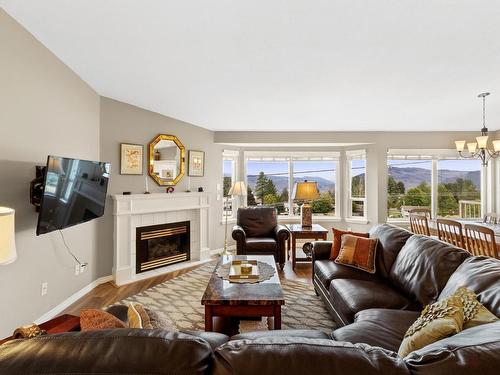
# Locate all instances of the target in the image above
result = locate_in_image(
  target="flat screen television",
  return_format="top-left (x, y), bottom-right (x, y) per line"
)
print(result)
top-left (36, 156), bottom-right (111, 236)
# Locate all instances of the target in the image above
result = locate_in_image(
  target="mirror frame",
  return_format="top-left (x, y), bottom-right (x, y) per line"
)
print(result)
top-left (148, 134), bottom-right (185, 186)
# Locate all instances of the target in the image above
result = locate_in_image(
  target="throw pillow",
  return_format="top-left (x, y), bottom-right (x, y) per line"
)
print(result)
top-left (127, 303), bottom-right (143, 328)
top-left (334, 234), bottom-right (378, 274)
top-left (144, 307), bottom-right (177, 331)
top-left (398, 295), bottom-right (464, 357)
top-left (134, 304), bottom-right (154, 329)
top-left (330, 228), bottom-right (369, 260)
top-left (80, 309), bottom-right (127, 331)
top-left (453, 286), bottom-right (499, 329)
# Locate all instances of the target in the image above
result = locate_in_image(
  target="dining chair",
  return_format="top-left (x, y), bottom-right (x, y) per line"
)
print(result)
top-left (484, 213), bottom-right (500, 225)
top-left (409, 213), bottom-right (430, 236)
top-left (436, 218), bottom-right (465, 249)
top-left (408, 208), bottom-right (432, 220)
top-left (464, 224), bottom-right (499, 259)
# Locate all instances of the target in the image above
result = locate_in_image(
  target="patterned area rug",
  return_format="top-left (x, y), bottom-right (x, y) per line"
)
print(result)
top-left (117, 261), bottom-right (336, 333)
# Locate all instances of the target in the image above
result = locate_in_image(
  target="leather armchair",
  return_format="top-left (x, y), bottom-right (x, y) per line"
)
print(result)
top-left (232, 207), bottom-right (289, 270)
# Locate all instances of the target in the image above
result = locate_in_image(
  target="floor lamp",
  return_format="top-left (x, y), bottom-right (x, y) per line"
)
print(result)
top-left (222, 181), bottom-right (247, 256)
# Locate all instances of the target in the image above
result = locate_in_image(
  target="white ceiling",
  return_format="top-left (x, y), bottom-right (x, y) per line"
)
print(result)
top-left (2, 0), bottom-right (500, 132)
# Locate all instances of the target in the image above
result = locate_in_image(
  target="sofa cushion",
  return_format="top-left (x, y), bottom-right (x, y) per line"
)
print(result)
top-left (215, 337), bottom-right (410, 375)
top-left (332, 308), bottom-right (420, 352)
top-left (369, 224), bottom-right (413, 278)
top-left (404, 320), bottom-right (500, 375)
top-left (389, 235), bottom-right (470, 306)
top-left (231, 329), bottom-right (329, 341)
top-left (314, 260), bottom-right (378, 289)
top-left (245, 237), bottom-right (277, 252)
top-left (439, 256), bottom-right (500, 318)
top-left (328, 279), bottom-right (420, 323)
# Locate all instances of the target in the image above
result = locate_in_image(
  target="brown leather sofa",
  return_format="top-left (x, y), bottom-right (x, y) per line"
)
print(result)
top-left (1, 224), bottom-right (499, 374)
top-left (232, 207), bottom-right (289, 269)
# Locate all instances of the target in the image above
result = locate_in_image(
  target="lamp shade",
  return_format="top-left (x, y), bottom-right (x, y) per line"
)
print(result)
top-left (292, 181), bottom-right (320, 201)
top-left (229, 181), bottom-right (247, 196)
top-left (0, 207), bottom-right (17, 265)
top-left (455, 140), bottom-right (466, 152)
top-left (476, 135), bottom-right (489, 149)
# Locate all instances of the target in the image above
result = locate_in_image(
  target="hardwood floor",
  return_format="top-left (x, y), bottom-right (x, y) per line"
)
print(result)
top-left (63, 258), bottom-right (313, 316)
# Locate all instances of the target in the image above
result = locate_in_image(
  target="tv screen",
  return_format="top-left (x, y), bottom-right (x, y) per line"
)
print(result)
top-left (36, 156), bottom-right (111, 236)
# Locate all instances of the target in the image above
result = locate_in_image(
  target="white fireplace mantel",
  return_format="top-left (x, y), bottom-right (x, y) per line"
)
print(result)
top-left (112, 192), bottom-right (212, 285)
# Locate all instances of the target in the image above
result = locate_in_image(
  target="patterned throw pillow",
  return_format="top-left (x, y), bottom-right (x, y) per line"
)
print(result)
top-left (127, 303), bottom-right (143, 328)
top-left (334, 234), bottom-right (378, 274)
top-left (398, 295), bottom-right (464, 357)
top-left (134, 304), bottom-right (154, 329)
top-left (330, 228), bottom-right (369, 260)
top-left (453, 286), bottom-right (499, 329)
top-left (80, 309), bottom-right (127, 331)
top-left (144, 307), bottom-right (177, 331)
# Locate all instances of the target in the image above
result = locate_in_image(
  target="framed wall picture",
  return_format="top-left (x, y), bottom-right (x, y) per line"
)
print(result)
top-left (188, 150), bottom-right (205, 177)
top-left (120, 143), bottom-right (143, 175)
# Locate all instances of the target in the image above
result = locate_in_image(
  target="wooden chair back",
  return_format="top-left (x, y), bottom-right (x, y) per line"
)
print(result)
top-left (464, 224), bottom-right (498, 259)
top-left (410, 213), bottom-right (430, 236)
top-left (436, 218), bottom-right (465, 248)
top-left (408, 208), bottom-right (432, 220)
top-left (484, 213), bottom-right (500, 225)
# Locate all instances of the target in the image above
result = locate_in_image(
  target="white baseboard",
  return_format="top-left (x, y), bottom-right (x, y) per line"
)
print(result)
top-left (210, 245), bottom-right (236, 256)
top-left (35, 275), bottom-right (113, 324)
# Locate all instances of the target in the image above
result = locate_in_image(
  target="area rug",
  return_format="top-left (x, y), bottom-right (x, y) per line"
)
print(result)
top-left (116, 261), bottom-right (337, 333)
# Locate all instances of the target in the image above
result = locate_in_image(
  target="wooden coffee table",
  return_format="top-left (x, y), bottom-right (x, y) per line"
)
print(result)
top-left (201, 255), bottom-right (284, 332)
top-left (287, 224), bottom-right (328, 270)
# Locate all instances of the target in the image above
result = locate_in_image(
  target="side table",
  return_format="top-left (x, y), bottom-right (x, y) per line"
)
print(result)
top-left (286, 224), bottom-right (328, 270)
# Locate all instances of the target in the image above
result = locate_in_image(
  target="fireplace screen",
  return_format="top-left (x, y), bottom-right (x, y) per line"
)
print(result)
top-left (136, 221), bottom-right (190, 273)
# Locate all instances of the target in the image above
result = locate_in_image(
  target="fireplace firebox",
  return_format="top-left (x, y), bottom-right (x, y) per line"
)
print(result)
top-left (136, 221), bottom-right (190, 273)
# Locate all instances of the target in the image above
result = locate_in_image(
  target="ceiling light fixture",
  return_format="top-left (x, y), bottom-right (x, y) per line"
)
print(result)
top-left (455, 93), bottom-right (500, 166)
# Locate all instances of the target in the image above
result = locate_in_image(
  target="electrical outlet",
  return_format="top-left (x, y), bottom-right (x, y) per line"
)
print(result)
top-left (80, 263), bottom-right (87, 273)
top-left (74, 264), bottom-right (80, 275)
top-left (41, 282), bottom-right (48, 296)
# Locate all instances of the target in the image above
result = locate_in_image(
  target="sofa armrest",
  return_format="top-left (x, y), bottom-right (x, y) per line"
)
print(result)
top-left (274, 225), bottom-right (290, 241)
top-left (312, 241), bottom-right (333, 262)
top-left (232, 225), bottom-right (246, 242)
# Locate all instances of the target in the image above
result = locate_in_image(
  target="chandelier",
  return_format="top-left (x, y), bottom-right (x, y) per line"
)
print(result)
top-left (455, 92), bottom-right (500, 166)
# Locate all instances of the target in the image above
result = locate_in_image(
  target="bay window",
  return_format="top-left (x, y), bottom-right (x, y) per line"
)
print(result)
top-left (346, 150), bottom-right (367, 218)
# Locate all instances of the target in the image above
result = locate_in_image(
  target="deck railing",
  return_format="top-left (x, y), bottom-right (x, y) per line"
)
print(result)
top-left (458, 200), bottom-right (481, 219)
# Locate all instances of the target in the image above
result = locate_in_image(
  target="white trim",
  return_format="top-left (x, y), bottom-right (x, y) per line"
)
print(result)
top-left (35, 275), bottom-right (113, 324)
top-left (210, 244), bottom-right (236, 256)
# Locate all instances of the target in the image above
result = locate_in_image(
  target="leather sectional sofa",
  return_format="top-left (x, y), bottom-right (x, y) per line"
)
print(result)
top-left (1, 224), bottom-right (499, 374)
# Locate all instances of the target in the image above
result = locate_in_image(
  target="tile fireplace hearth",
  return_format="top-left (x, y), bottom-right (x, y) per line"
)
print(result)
top-left (112, 193), bottom-right (211, 285)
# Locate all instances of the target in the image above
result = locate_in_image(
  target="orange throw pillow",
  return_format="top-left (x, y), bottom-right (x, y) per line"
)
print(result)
top-left (330, 228), bottom-right (369, 260)
top-left (80, 309), bottom-right (127, 331)
top-left (334, 234), bottom-right (378, 274)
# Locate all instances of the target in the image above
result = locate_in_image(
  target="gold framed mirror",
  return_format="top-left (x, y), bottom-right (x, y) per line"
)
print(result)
top-left (148, 134), bottom-right (185, 186)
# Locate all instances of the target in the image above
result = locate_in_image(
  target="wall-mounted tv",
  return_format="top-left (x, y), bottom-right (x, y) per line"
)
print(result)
top-left (36, 156), bottom-right (111, 236)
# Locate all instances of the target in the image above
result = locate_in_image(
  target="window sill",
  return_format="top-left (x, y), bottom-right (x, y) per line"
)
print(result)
top-left (278, 216), bottom-right (342, 223)
top-left (345, 218), bottom-right (369, 225)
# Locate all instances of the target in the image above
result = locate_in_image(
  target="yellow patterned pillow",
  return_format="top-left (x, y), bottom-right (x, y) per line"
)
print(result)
top-left (398, 295), bottom-right (464, 357)
top-left (127, 303), bottom-right (143, 328)
top-left (452, 286), bottom-right (499, 329)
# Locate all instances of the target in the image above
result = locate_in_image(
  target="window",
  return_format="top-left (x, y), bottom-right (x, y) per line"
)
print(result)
top-left (387, 150), bottom-right (483, 221)
top-left (387, 157), bottom-right (432, 219)
top-left (245, 152), bottom-right (339, 217)
top-left (222, 150), bottom-right (238, 219)
top-left (437, 159), bottom-right (481, 218)
top-left (346, 150), bottom-right (366, 218)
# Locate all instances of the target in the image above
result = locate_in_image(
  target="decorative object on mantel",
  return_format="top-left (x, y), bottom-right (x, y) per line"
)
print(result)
top-left (188, 150), bottom-right (205, 177)
top-left (166, 187), bottom-right (175, 194)
top-left (120, 143), bottom-right (143, 175)
top-left (198, 187), bottom-right (204, 192)
top-left (186, 177), bottom-right (191, 192)
top-left (148, 134), bottom-right (185, 186)
top-left (292, 180), bottom-right (320, 227)
top-left (222, 181), bottom-right (247, 256)
top-left (216, 260), bottom-right (275, 283)
top-left (455, 93), bottom-right (500, 166)
top-left (0, 207), bottom-right (17, 265)
top-left (144, 176), bottom-right (150, 194)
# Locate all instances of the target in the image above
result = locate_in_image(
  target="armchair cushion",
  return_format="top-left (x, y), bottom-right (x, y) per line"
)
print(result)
top-left (246, 237), bottom-right (277, 253)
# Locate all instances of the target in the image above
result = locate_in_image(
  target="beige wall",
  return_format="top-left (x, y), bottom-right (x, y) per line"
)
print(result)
top-left (99, 98), bottom-right (227, 275)
top-left (0, 10), bottom-right (100, 336)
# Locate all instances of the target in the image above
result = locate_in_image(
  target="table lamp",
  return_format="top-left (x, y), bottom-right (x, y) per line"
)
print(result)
top-left (0, 207), bottom-right (17, 265)
top-left (222, 181), bottom-right (247, 256)
top-left (292, 181), bottom-right (320, 227)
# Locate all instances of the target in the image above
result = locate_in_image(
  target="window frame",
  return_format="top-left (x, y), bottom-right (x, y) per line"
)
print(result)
top-left (244, 151), bottom-right (340, 220)
top-left (345, 150), bottom-right (367, 219)
top-left (222, 150), bottom-right (239, 220)
top-left (386, 149), bottom-right (485, 222)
